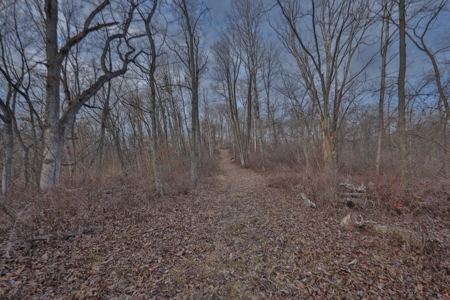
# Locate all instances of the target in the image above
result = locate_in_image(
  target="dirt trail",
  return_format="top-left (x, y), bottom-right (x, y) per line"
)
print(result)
top-left (215, 148), bottom-right (266, 192)
top-left (201, 149), bottom-right (270, 256)
top-left (210, 149), bottom-right (269, 228)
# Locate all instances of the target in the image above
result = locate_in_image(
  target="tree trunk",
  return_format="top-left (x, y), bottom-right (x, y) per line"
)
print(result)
top-left (191, 81), bottom-right (199, 182)
top-left (245, 76), bottom-right (252, 163)
top-left (111, 123), bottom-right (125, 170)
top-left (65, 131), bottom-right (75, 181)
top-left (40, 0), bottom-right (62, 189)
top-left (301, 124), bottom-right (310, 169)
top-left (150, 84), bottom-right (164, 195)
top-left (158, 90), bottom-right (172, 174)
top-left (376, 0), bottom-right (391, 177)
top-left (320, 116), bottom-right (335, 171)
top-left (40, 128), bottom-right (65, 189)
top-left (96, 84), bottom-right (110, 181)
top-left (398, 0), bottom-right (409, 188)
top-left (253, 73), bottom-right (266, 170)
top-left (143, 0), bottom-right (164, 196)
top-left (23, 146), bottom-right (30, 186)
top-left (196, 107), bottom-right (202, 168)
top-left (2, 120), bottom-right (13, 195)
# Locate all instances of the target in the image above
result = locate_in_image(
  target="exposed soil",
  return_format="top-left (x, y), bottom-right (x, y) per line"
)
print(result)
top-left (1, 149), bottom-right (449, 299)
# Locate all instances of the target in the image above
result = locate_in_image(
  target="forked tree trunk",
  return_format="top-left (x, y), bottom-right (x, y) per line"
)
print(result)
top-left (40, 0), bottom-right (134, 189)
top-left (277, 0), bottom-right (374, 173)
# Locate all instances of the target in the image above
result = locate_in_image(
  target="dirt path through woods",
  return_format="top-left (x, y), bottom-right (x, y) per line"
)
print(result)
top-left (215, 148), bottom-right (266, 191)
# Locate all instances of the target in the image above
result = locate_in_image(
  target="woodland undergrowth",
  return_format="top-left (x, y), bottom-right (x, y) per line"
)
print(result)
top-left (1, 149), bottom-right (449, 299)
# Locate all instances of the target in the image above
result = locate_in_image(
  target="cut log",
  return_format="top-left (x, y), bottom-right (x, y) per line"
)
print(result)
top-left (340, 212), bottom-right (364, 230)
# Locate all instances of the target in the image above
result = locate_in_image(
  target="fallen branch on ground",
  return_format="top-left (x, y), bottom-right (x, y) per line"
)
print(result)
top-left (340, 213), bottom-right (441, 251)
top-left (4, 226), bottom-right (103, 259)
top-left (292, 185), bottom-right (317, 208)
top-left (300, 193), bottom-right (317, 208)
top-left (0, 201), bottom-right (14, 220)
top-left (28, 225), bottom-right (104, 241)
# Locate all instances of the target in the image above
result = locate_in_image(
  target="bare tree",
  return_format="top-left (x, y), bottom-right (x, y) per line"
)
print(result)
top-left (261, 41), bottom-right (282, 147)
top-left (212, 33), bottom-right (247, 165)
top-left (397, 0), bottom-right (409, 187)
top-left (0, 1), bottom-right (40, 192)
top-left (227, 0), bottom-right (267, 169)
top-left (376, 0), bottom-right (396, 176)
top-left (137, 0), bottom-right (165, 196)
top-left (405, 0), bottom-right (449, 175)
top-left (159, 57), bottom-right (188, 159)
top-left (39, 0), bottom-right (139, 189)
top-left (170, 0), bottom-right (209, 182)
top-left (202, 89), bottom-right (214, 157)
top-left (275, 0), bottom-right (376, 171)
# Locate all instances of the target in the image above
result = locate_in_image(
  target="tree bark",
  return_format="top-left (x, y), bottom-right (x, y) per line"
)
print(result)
top-left (2, 118), bottom-right (13, 195)
top-left (254, 77), bottom-right (265, 170)
top-left (245, 75), bottom-right (252, 163)
top-left (0, 86), bottom-right (14, 195)
top-left (96, 83), bottom-right (110, 181)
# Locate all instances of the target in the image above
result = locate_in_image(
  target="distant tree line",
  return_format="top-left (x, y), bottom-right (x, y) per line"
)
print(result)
top-left (1, 0), bottom-right (449, 196)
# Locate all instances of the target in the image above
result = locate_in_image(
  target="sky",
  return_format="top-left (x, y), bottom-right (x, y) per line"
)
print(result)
top-left (201, 0), bottom-right (450, 108)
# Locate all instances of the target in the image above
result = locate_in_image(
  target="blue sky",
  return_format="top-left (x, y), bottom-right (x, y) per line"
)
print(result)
top-left (202, 0), bottom-right (450, 101)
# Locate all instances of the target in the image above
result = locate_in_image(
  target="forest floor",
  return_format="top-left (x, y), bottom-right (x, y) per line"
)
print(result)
top-left (1, 149), bottom-right (450, 299)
